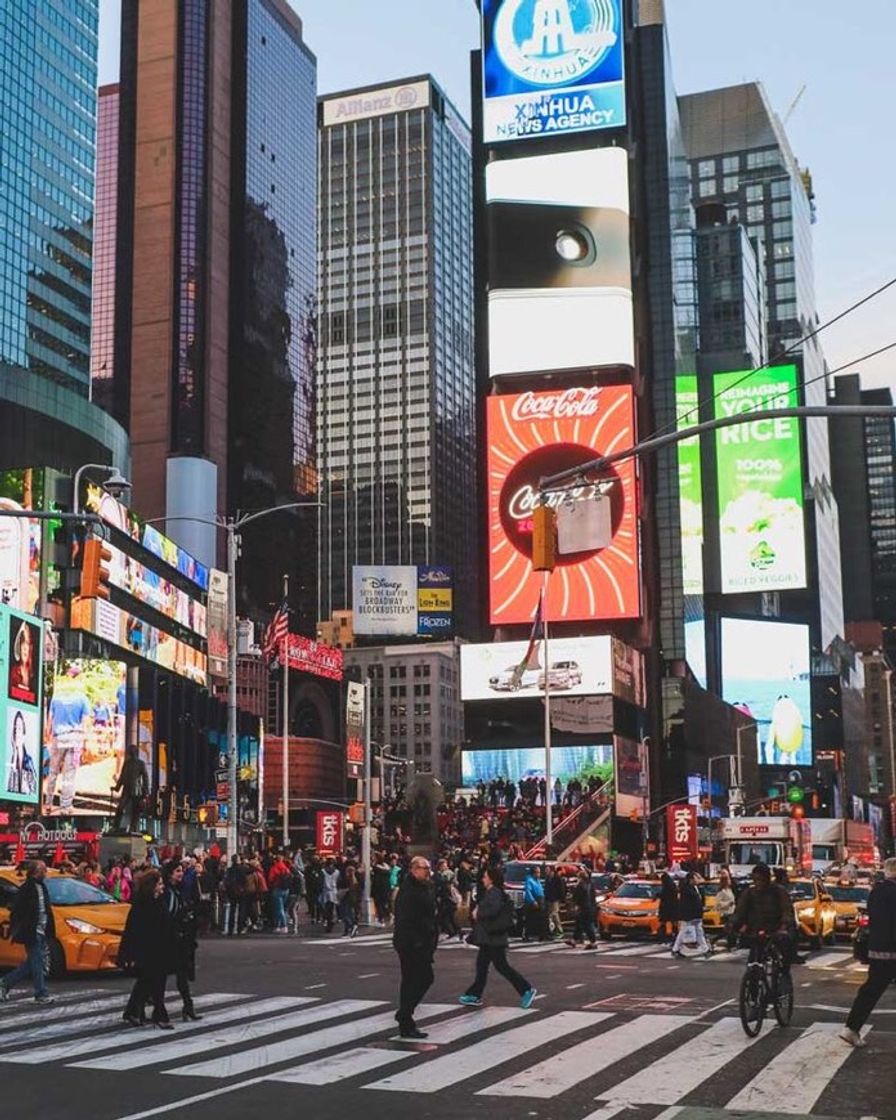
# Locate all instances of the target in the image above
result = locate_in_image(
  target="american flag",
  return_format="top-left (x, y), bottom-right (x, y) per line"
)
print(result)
top-left (262, 600), bottom-right (289, 664)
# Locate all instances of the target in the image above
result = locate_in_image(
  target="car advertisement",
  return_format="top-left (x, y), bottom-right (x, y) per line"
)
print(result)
top-left (461, 635), bottom-right (612, 701)
top-left (481, 0), bottom-right (626, 144)
top-left (487, 387), bottom-right (640, 625)
top-left (461, 744), bottom-right (613, 786)
top-left (714, 365), bottom-right (807, 593)
top-left (486, 147), bottom-right (633, 378)
top-left (675, 374), bottom-right (704, 595)
top-left (0, 603), bottom-right (43, 805)
top-left (720, 617), bottom-right (812, 767)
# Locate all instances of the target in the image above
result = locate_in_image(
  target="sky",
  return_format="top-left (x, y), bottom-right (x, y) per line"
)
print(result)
top-left (97, 0), bottom-right (896, 391)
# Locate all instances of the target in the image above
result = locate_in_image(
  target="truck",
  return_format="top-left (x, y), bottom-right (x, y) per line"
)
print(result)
top-left (717, 816), bottom-right (811, 878)
top-left (808, 819), bottom-right (876, 874)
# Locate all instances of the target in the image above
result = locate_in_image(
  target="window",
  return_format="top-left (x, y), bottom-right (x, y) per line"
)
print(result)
top-left (698, 179), bottom-right (717, 198)
top-left (722, 156), bottom-right (739, 173)
top-left (698, 159), bottom-right (716, 178)
top-left (745, 184), bottom-right (763, 202)
top-left (746, 205), bottom-right (765, 224)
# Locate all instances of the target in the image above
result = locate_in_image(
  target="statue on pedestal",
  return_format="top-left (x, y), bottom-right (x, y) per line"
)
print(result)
top-left (111, 745), bottom-right (149, 835)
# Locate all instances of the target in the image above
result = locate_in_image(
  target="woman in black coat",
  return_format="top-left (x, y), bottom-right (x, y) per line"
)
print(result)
top-left (119, 869), bottom-right (177, 1028)
top-left (460, 865), bottom-right (536, 1007)
top-left (163, 860), bottom-right (201, 1020)
top-left (657, 872), bottom-right (679, 943)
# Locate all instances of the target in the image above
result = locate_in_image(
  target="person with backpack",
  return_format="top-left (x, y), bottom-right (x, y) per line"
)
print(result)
top-left (267, 852), bottom-right (292, 934)
top-left (459, 864), bottom-right (537, 1009)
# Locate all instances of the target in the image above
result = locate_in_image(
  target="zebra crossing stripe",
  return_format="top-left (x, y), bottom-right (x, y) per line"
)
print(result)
top-left (805, 951), bottom-right (852, 969)
top-left (479, 1013), bottom-right (690, 1098)
top-left (270, 1045), bottom-right (415, 1085)
top-left (365, 1011), bottom-right (608, 1094)
top-left (0, 988), bottom-right (111, 1016)
top-left (0, 995), bottom-right (127, 1036)
top-left (724, 1022), bottom-right (868, 1114)
top-left (599, 944), bottom-right (666, 957)
top-left (599, 1016), bottom-right (775, 1105)
top-left (170, 1002), bottom-right (458, 1080)
top-left (390, 1005), bottom-right (531, 1044)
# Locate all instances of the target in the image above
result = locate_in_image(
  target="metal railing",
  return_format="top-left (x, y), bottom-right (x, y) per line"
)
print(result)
top-left (523, 777), bottom-right (614, 860)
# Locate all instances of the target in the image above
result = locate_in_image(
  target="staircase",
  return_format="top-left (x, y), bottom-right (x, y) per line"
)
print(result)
top-left (523, 779), bottom-right (613, 860)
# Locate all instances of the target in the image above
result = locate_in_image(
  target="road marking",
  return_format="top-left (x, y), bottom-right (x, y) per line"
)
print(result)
top-left (358, 973), bottom-right (380, 979)
top-left (725, 1022), bottom-right (868, 1113)
top-left (579, 1106), bottom-right (629, 1120)
top-left (805, 951), bottom-right (850, 969)
top-left (479, 1014), bottom-right (688, 1098)
top-left (514, 942), bottom-right (569, 955)
top-left (390, 1005), bottom-right (531, 1044)
top-left (271, 1045), bottom-right (414, 1085)
top-left (602, 944), bottom-right (665, 957)
top-left (565, 983), bottom-right (585, 990)
top-left (170, 1003), bottom-right (456, 1080)
top-left (599, 1017), bottom-right (774, 1105)
top-left (0, 989), bottom-right (111, 1017)
top-left (0, 995), bottom-right (128, 1035)
top-left (304, 983), bottom-right (327, 990)
top-left (365, 1011), bottom-right (606, 1094)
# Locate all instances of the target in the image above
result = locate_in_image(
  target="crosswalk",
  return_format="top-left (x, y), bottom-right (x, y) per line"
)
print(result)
top-left (0, 983), bottom-right (889, 1118)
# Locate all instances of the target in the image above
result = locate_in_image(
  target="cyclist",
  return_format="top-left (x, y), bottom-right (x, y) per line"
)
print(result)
top-left (728, 862), bottom-right (797, 966)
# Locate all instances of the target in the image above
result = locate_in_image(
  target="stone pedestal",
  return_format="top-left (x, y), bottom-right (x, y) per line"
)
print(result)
top-left (98, 833), bottom-right (147, 869)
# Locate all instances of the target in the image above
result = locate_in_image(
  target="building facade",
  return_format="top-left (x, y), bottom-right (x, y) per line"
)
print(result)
top-left (90, 83), bottom-right (119, 417)
top-left (316, 77), bottom-right (477, 638)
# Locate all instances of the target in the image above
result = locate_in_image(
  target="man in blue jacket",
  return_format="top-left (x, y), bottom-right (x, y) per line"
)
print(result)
top-left (522, 866), bottom-right (546, 941)
top-left (842, 857), bottom-right (896, 1047)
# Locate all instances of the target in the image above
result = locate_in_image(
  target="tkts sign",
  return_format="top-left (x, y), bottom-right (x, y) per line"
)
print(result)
top-left (316, 811), bottom-right (343, 856)
top-left (487, 387), bottom-right (640, 624)
top-left (666, 804), bottom-right (698, 863)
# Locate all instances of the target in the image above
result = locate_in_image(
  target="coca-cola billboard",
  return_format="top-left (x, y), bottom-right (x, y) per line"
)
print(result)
top-left (487, 387), bottom-right (640, 624)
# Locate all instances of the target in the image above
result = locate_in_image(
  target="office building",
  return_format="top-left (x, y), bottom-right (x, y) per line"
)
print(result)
top-left (317, 77), bottom-right (477, 638)
top-left (90, 84), bottom-right (119, 419)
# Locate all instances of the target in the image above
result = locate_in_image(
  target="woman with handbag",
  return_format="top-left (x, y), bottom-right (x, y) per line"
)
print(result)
top-left (119, 869), bottom-right (176, 1029)
top-left (459, 865), bottom-right (537, 1008)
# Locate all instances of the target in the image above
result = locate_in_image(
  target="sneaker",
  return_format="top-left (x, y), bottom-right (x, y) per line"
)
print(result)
top-left (840, 1028), bottom-right (867, 1048)
top-left (459, 994), bottom-right (482, 1006)
top-left (520, 988), bottom-right (537, 1010)
top-left (35, 994), bottom-right (54, 1005)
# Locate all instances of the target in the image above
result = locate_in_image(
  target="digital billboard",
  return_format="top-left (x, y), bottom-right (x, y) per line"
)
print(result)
top-left (720, 617), bottom-right (812, 767)
top-left (487, 387), bottom-right (639, 625)
top-left (714, 365), bottom-right (806, 593)
top-left (486, 147), bottom-right (632, 378)
top-left (43, 658), bottom-right (127, 816)
top-left (462, 635), bottom-right (613, 701)
top-left (96, 535), bottom-right (208, 638)
top-left (675, 374), bottom-right (704, 595)
top-left (614, 735), bottom-right (649, 818)
top-left (0, 603), bottom-right (43, 804)
top-left (481, 0), bottom-right (626, 143)
top-left (461, 744), bottom-right (613, 786)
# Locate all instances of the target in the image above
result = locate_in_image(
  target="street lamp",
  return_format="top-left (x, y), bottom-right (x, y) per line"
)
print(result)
top-left (72, 463), bottom-right (131, 515)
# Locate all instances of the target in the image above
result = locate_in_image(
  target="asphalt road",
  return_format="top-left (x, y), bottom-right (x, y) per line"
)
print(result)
top-left (2, 930), bottom-right (894, 1120)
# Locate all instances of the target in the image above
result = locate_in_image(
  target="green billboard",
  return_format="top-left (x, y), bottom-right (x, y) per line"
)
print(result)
top-left (714, 365), bottom-right (806, 593)
top-left (675, 374), bottom-right (704, 595)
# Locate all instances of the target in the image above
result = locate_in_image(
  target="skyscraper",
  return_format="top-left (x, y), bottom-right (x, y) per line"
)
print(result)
top-left (90, 84), bottom-right (119, 419)
top-left (317, 77), bottom-right (477, 637)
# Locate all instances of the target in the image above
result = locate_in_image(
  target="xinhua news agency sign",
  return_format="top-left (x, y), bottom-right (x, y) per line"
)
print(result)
top-left (316, 811), bottom-right (343, 857)
top-left (666, 804), bottom-right (698, 863)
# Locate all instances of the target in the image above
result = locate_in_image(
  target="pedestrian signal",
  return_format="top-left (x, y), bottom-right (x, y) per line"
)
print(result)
top-left (531, 504), bottom-right (556, 572)
top-left (80, 537), bottom-right (112, 599)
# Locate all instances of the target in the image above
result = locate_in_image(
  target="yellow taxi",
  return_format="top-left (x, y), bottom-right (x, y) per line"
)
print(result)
top-left (0, 869), bottom-right (129, 977)
top-left (786, 877), bottom-right (837, 948)
top-left (598, 879), bottom-right (661, 939)
top-left (823, 881), bottom-right (871, 940)
top-left (700, 880), bottom-right (735, 933)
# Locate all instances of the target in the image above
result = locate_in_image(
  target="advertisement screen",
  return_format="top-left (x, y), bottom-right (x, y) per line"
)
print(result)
top-left (461, 635), bottom-right (612, 701)
top-left (720, 617), bottom-right (812, 767)
top-left (714, 365), bottom-right (806, 593)
top-left (614, 735), bottom-right (648, 818)
top-left (461, 744), bottom-right (613, 786)
top-left (43, 659), bottom-right (127, 816)
top-left (487, 387), bottom-right (639, 625)
top-left (486, 147), bottom-right (632, 378)
top-left (481, 0), bottom-right (626, 143)
top-left (675, 374), bottom-right (704, 595)
top-left (97, 535), bottom-right (207, 638)
top-left (0, 603), bottom-right (44, 804)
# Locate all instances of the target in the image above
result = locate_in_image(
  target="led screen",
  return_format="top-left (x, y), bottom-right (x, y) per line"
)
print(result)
top-left (461, 744), bottom-right (613, 786)
top-left (675, 374), bottom-right (704, 595)
top-left (461, 635), bottom-right (612, 701)
top-left (1, 603), bottom-right (43, 804)
top-left (720, 617), bottom-right (812, 767)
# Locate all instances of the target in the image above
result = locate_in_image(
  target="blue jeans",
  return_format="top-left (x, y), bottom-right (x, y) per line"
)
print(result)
top-left (3, 935), bottom-right (48, 998)
top-left (272, 888), bottom-right (289, 930)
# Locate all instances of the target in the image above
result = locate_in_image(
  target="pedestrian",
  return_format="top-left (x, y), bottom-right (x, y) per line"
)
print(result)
top-left (435, 858), bottom-right (460, 938)
top-left (841, 856), bottom-right (896, 1047)
top-left (392, 855), bottom-right (438, 1039)
top-left (544, 864), bottom-right (567, 939)
top-left (712, 870), bottom-right (737, 948)
top-left (372, 853), bottom-right (392, 925)
top-left (460, 864), bottom-right (537, 1008)
top-left (119, 868), bottom-right (175, 1029)
top-left (522, 865), bottom-right (546, 941)
top-left (671, 871), bottom-right (711, 958)
top-left (566, 868), bottom-right (598, 949)
top-left (267, 852), bottom-right (292, 933)
top-left (657, 871), bottom-right (679, 944)
top-left (0, 860), bottom-right (54, 1004)
top-left (339, 864), bottom-right (361, 936)
top-left (224, 854), bottom-right (247, 935)
top-left (162, 860), bottom-right (201, 1020)
top-left (321, 857), bottom-right (340, 933)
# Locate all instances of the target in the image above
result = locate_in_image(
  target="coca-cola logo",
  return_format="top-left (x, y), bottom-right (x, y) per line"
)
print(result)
top-left (510, 387), bottom-right (601, 424)
top-left (499, 443), bottom-right (623, 566)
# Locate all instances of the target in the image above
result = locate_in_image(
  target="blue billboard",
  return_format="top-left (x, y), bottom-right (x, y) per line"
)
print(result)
top-left (481, 0), bottom-right (626, 144)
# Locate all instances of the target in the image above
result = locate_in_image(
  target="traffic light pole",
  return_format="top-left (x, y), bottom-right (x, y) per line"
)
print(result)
top-left (226, 520), bottom-right (239, 857)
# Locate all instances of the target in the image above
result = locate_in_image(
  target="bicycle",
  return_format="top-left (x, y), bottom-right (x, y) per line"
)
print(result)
top-left (737, 929), bottom-right (794, 1037)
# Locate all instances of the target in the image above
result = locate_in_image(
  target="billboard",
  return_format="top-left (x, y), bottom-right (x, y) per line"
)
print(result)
top-left (43, 658), bottom-right (127, 816)
top-left (461, 635), bottom-right (612, 701)
top-left (720, 617), bottom-right (812, 767)
top-left (96, 535), bottom-right (208, 638)
top-left (316, 810), bottom-right (343, 856)
top-left (614, 735), bottom-right (649, 818)
top-left (487, 387), bottom-right (639, 625)
top-left (1, 603), bottom-right (44, 804)
top-left (714, 365), bottom-right (806, 593)
top-left (675, 374), bottom-right (704, 595)
top-left (352, 565), bottom-right (454, 637)
top-left (285, 634), bottom-right (344, 682)
top-left (486, 147), bottom-right (632, 378)
top-left (416, 565), bottom-right (454, 637)
top-left (481, 0), bottom-right (625, 144)
top-left (667, 803), bottom-right (698, 863)
top-left (206, 569), bottom-right (228, 680)
top-left (345, 681), bottom-right (365, 781)
top-left (461, 744), bottom-right (613, 786)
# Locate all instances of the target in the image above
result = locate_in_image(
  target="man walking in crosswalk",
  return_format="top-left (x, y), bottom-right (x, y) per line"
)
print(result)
top-left (392, 855), bottom-right (438, 1039)
top-left (842, 856), bottom-right (896, 1047)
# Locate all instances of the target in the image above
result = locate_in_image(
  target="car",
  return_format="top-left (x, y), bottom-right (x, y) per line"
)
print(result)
top-left (598, 879), bottom-right (662, 939)
top-left (786, 877), bottom-right (837, 948)
top-left (700, 880), bottom-right (732, 933)
top-left (823, 882), bottom-right (871, 940)
top-left (538, 660), bottom-right (583, 691)
top-left (502, 860), bottom-right (585, 931)
top-left (488, 666), bottom-right (539, 692)
top-left (0, 868), bottom-right (129, 978)
top-left (590, 872), bottom-right (620, 908)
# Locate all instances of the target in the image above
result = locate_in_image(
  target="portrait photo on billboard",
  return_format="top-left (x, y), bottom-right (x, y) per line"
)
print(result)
top-left (43, 659), bottom-right (128, 816)
top-left (486, 147), bottom-right (632, 378)
top-left (720, 617), bottom-right (812, 768)
top-left (7, 613), bottom-right (41, 706)
top-left (481, 0), bottom-right (626, 143)
top-left (461, 635), bottom-right (612, 701)
top-left (487, 387), bottom-right (639, 625)
top-left (461, 744), bottom-right (613, 787)
top-left (4, 705), bottom-right (40, 803)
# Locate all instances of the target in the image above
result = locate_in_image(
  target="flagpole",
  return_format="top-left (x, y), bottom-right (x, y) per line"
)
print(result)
top-left (543, 570), bottom-right (552, 851)
top-left (282, 572), bottom-right (290, 850)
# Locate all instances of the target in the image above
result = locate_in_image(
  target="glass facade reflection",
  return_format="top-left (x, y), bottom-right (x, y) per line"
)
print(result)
top-left (90, 84), bottom-right (118, 415)
top-left (0, 0), bottom-right (98, 394)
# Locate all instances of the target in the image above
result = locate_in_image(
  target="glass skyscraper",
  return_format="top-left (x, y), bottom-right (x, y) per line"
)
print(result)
top-left (317, 77), bottom-right (477, 636)
top-left (90, 83), bottom-right (119, 416)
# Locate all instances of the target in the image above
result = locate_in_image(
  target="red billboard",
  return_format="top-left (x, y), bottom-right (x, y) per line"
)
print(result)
top-left (487, 387), bottom-right (640, 625)
top-left (285, 634), bottom-right (344, 682)
top-left (316, 810), bottom-right (343, 856)
top-left (666, 803), bottom-right (698, 864)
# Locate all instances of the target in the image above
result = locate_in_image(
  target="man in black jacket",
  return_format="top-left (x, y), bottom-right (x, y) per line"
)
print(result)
top-left (0, 860), bottom-right (54, 1004)
top-left (842, 857), bottom-right (896, 1047)
top-left (392, 855), bottom-right (438, 1039)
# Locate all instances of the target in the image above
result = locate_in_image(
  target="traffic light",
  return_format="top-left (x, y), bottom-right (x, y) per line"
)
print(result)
top-left (531, 504), bottom-right (556, 572)
top-left (80, 537), bottom-right (112, 599)
top-left (790, 803), bottom-right (805, 820)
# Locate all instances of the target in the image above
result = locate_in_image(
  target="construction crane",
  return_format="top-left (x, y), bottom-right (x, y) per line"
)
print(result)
top-left (783, 83), bottom-right (807, 125)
